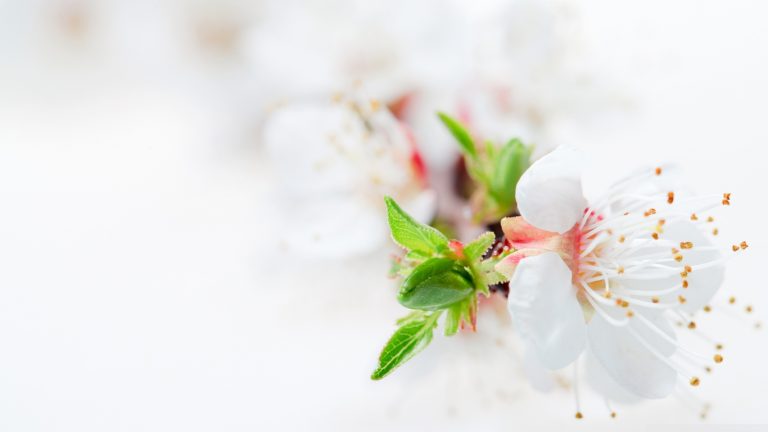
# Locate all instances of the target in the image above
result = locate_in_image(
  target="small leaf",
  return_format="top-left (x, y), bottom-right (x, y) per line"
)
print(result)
top-left (444, 302), bottom-right (463, 336)
top-left (395, 310), bottom-right (425, 326)
top-left (490, 139), bottom-right (530, 208)
top-left (398, 258), bottom-right (474, 310)
top-left (385, 197), bottom-right (448, 254)
top-left (371, 312), bottom-right (441, 380)
top-left (464, 232), bottom-right (495, 262)
top-left (438, 112), bottom-right (476, 159)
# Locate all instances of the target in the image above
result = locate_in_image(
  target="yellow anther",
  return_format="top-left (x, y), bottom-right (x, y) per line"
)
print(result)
top-left (651, 232), bottom-right (659, 240)
top-left (644, 208), bottom-right (657, 217)
top-left (680, 270), bottom-right (688, 278)
top-left (714, 354), bottom-right (724, 363)
top-left (667, 192), bottom-right (675, 204)
top-left (678, 295), bottom-right (687, 304)
top-left (703, 305), bottom-right (712, 312)
top-left (680, 241), bottom-right (694, 249)
top-left (682, 280), bottom-right (689, 289)
top-left (626, 310), bottom-right (635, 318)
top-left (712, 228), bottom-right (719, 236)
top-left (729, 296), bottom-right (736, 304)
top-left (690, 377), bottom-right (700, 386)
top-left (716, 343), bottom-right (723, 350)
top-left (674, 254), bottom-right (684, 262)
top-left (732, 245), bottom-right (740, 252)
top-left (610, 412), bottom-right (617, 419)
top-left (617, 266), bottom-right (625, 275)
top-left (707, 216), bottom-right (714, 223)
top-left (688, 321), bottom-right (697, 329)
top-left (740, 241), bottom-right (749, 250)
top-left (369, 99), bottom-right (381, 111)
top-left (655, 167), bottom-right (662, 175)
top-left (685, 265), bottom-right (692, 273)
top-left (722, 192), bottom-right (732, 206)
top-left (746, 305), bottom-right (754, 313)
top-left (652, 297), bottom-right (660, 304)
top-left (618, 235), bottom-right (625, 243)
top-left (575, 412), bottom-right (583, 419)
top-left (691, 213), bottom-right (699, 221)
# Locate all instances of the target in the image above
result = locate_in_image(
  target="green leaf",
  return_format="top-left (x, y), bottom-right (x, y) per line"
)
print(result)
top-left (490, 139), bottom-right (530, 207)
top-left (464, 232), bottom-right (495, 262)
top-left (395, 310), bottom-right (425, 326)
top-left (438, 112), bottom-right (476, 159)
top-left (444, 302), bottom-right (463, 336)
top-left (398, 258), bottom-right (474, 310)
top-left (371, 312), bottom-right (441, 380)
top-left (385, 197), bottom-right (448, 254)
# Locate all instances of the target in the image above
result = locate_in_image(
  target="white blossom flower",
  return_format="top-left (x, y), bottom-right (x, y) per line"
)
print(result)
top-left (263, 95), bottom-right (436, 258)
top-left (495, 146), bottom-right (743, 402)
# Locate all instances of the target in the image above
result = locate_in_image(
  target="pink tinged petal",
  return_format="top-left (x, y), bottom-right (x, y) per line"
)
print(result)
top-left (506, 252), bottom-right (586, 369)
top-left (588, 313), bottom-right (677, 399)
top-left (515, 146), bottom-right (588, 234)
top-left (500, 216), bottom-right (560, 250)
top-left (495, 248), bottom-right (544, 278)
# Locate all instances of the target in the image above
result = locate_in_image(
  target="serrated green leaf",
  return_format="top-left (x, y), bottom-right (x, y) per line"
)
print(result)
top-left (398, 258), bottom-right (474, 311)
top-left (438, 112), bottom-right (476, 159)
top-left (385, 197), bottom-right (448, 254)
top-left (464, 232), bottom-right (495, 262)
top-left (490, 139), bottom-right (530, 208)
top-left (371, 312), bottom-right (441, 380)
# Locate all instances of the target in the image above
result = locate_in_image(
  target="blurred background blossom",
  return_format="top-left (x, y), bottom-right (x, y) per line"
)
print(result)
top-left (1, 0), bottom-right (766, 431)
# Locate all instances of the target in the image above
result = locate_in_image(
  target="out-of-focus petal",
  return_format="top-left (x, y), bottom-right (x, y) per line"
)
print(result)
top-left (515, 146), bottom-right (587, 234)
top-left (507, 252), bottom-right (586, 369)
top-left (588, 312), bottom-right (677, 399)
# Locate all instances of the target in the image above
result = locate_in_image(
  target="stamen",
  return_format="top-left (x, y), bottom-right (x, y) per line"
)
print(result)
top-left (714, 354), bottom-right (723, 363)
top-left (655, 167), bottom-right (662, 175)
top-left (573, 358), bottom-right (583, 420)
top-left (680, 241), bottom-right (694, 249)
top-left (667, 192), bottom-right (675, 204)
top-left (722, 193), bottom-right (731, 205)
top-left (690, 377), bottom-right (700, 386)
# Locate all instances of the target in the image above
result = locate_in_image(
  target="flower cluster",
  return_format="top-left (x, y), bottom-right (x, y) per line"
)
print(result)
top-left (371, 118), bottom-right (751, 419)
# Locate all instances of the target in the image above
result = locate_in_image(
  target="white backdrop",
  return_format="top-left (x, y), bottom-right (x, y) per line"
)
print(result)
top-left (1, 0), bottom-right (767, 430)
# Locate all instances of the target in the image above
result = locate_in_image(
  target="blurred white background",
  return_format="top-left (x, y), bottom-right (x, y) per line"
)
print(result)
top-left (1, 0), bottom-right (767, 430)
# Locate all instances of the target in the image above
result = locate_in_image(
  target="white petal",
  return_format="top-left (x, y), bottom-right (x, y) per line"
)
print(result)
top-left (278, 193), bottom-right (386, 259)
top-left (522, 343), bottom-right (556, 392)
top-left (585, 353), bottom-right (641, 404)
top-left (588, 313), bottom-right (677, 399)
top-left (516, 146), bottom-right (588, 233)
top-left (507, 252), bottom-right (586, 369)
